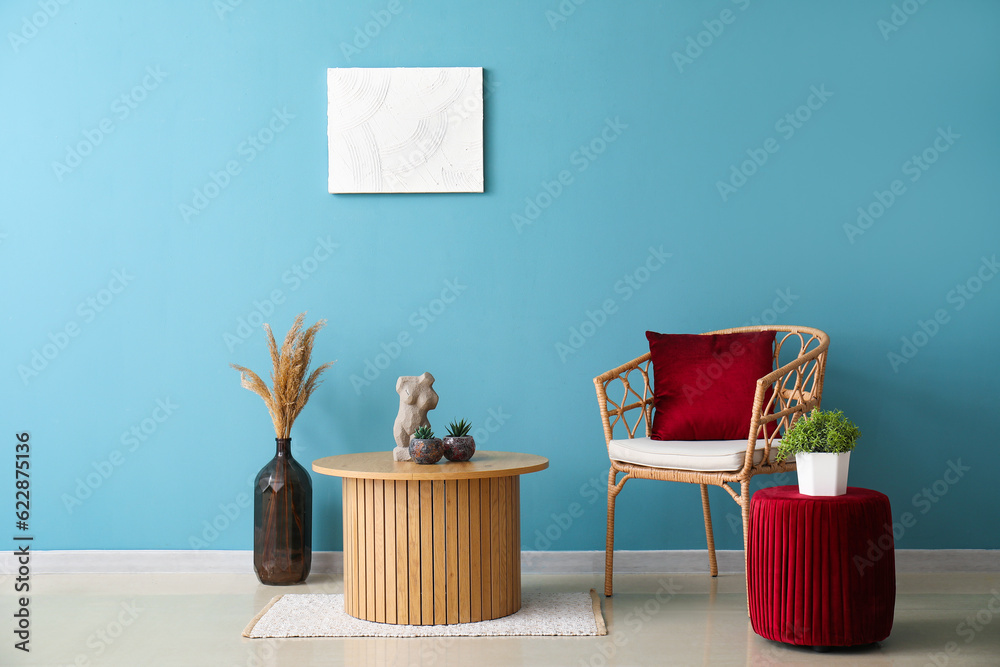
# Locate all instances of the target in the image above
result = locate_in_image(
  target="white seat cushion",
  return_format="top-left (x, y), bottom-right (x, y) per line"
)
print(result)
top-left (607, 438), bottom-right (788, 472)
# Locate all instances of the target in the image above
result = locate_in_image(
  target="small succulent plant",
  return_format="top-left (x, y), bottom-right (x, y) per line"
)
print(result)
top-left (409, 424), bottom-right (442, 464)
top-left (442, 419), bottom-right (475, 462)
top-left (446, 419), bottom-right (472, 438)
top-left (412, 425), bottom-right (434, 440)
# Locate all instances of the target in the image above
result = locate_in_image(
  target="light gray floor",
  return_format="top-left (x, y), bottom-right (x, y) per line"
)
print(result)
top-left (1, 571), bottom-right (998, 665)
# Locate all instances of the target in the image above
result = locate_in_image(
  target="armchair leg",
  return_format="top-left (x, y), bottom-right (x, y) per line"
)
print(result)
top-left (741, 482), bottom-right (752, 617)
top-left (741, 483), bottom-right (751, 557)
top-left (605, 467), bottom-right (623, 597)
top-left (700, 484), bottom-right (718, 577)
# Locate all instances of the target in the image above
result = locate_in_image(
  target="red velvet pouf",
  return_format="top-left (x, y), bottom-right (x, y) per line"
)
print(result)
top-left (747, 486), bottom-right (896, 647)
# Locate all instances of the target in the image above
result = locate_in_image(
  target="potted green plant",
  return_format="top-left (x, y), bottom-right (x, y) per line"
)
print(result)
top-left (776, 409), bottom-right (860, 496)
top-left (409, 425), bottom-right (443, 464)
top-left (442, 418), bottom-right (475, 462)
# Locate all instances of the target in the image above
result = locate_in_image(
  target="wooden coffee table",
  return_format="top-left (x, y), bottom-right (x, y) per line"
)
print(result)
top-left (312, 450), bottom-right (548, 625)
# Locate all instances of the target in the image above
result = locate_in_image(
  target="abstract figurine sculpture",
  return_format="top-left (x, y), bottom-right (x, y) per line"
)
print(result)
top-left (392, 372), bottom-right (439, 461)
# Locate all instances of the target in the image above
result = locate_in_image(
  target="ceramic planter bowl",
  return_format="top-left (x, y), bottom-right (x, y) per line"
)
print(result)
top-left (409, 437), bottom-right (444, 464)
top-left (442, 436), bottom-right (476, 462)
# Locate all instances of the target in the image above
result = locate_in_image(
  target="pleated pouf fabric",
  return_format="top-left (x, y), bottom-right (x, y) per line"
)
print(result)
top-left (747, 486), bottom-right (896, 647)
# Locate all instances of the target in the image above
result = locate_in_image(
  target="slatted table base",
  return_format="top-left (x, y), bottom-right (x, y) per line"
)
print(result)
top-left (342, 476), bottom-right (521, 625)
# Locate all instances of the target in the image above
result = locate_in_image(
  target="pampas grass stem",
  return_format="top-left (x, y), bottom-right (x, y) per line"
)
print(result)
top-left (231, 312), bottom-right (335, 438)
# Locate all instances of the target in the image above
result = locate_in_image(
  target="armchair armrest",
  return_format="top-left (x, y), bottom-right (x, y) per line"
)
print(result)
top-left (593, 353), bottom-right (653, 447)
top-left (742, 339), bottom-right (829, 472)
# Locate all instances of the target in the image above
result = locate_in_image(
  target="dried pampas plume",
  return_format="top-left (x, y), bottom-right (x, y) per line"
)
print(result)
top-left (231, 312), bottom-right (335, 439)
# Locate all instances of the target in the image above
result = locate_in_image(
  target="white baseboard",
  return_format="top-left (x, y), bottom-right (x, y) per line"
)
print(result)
top-left (523, 549), bottom-right (1000, 574)
top-left (1, 549), bottom-right (997, 575)
top-left (0, 550), bottom-right (342, 575)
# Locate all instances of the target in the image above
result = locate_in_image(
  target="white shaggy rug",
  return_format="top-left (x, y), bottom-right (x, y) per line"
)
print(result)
top-left (243, 591), bottom-right (606, 638)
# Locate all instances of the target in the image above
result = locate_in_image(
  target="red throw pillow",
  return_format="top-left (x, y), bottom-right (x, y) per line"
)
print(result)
top-left (646, 331), bottom-right (777, 441)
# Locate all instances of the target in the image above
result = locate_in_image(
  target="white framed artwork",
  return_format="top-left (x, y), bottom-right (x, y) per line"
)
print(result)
top-left (327, 67), bottom-right (484, 194)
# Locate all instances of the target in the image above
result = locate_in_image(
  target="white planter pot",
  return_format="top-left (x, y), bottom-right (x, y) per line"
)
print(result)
top-left (796, 452), bottom-right (850, 496)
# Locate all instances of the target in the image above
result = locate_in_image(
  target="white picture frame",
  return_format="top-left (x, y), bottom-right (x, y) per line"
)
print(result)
top-left (327, 67), bottom-right (484, 193)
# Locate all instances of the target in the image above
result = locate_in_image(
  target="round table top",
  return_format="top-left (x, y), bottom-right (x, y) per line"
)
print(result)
top-left (312, 450), bottom-right (549, 481)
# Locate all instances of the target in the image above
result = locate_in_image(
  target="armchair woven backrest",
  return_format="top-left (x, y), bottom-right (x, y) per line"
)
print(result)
top-left (594, 326), bottom-right (830, 473)
top-left (729, 326), bottom-right (829, 472)
top-left (752, 326), bottom-right (829, 432)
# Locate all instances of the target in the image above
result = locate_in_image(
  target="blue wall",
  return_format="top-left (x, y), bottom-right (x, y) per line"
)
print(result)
top-left (3, 0), bottom-right (998, 553)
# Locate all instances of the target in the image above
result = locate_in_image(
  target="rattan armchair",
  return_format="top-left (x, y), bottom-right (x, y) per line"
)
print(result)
top-left (594, 326), bottom-right (829, 596)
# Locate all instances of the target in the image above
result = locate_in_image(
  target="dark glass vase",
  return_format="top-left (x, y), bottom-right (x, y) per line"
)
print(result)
top-left (254, 437), bottom-right (312, 585)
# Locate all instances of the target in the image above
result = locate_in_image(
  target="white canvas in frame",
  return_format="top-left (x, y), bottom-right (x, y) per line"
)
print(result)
top-left (327, 67), bottom-right (484, 193)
